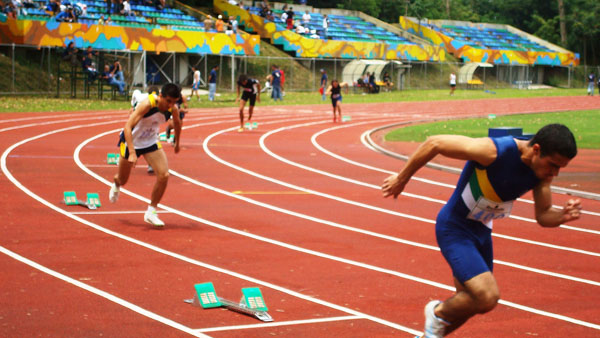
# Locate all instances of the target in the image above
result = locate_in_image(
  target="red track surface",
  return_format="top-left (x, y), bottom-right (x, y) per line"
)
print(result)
top-left (1, 96), bottom-right (600, 337)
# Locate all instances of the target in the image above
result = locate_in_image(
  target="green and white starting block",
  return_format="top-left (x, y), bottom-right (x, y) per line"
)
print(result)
top-left (159, 133), bottom-right (167, 141)
top-left (107, 153), bottom-right (120, 165)
top-left (244, 122), bottom-right (258, 130)
top-left (63, 191), bottom-right (99, 210)
top-left (184, 282), bottom-right (273, 322)
top-left (341, 115), bottom-right (351, 122)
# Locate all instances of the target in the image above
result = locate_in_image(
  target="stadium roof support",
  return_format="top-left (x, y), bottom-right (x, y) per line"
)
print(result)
top-left (457, 62), bottom-right (492, 85)
top-left (342, 60), bottom-right (403, 86)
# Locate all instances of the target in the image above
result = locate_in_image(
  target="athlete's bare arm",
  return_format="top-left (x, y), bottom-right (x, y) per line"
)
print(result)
top-left (171, 105), bottom-right (182, 154)
top-left (382, 135), bottom-right (497, 199)
top-left (325, 85), bottom-right (332, 95)
top-left (532, 180), bottom-right (581, 227)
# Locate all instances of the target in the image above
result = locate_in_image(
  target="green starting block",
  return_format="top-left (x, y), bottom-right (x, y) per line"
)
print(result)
top-left (63, 191), bottom-right (99, 210)
top-left (86, 193), bottom-right (101, 207)
top-left (341, 115), bottom-right (351, 122)
top-left (244, 122), bottom-right (258, 130)
top-left (63, 191), bottom-right (78, 205)
top-left (107, 153), bottom-right (119, 165)
top-left (184, 283), bottom-right (272, 322)
top-left (159, 133), bottom-right (167, 141)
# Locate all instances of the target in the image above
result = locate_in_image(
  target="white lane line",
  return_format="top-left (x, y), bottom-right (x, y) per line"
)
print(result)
top-left (69, 210), bottom-right (171, 215)
top-left (205, 124), bottom-right (600, 258)
top-left (195, 315), bottom-right (361, 333)
top-left (2, 120), bottom-right (421, 336)
top-left (8, 119), bottom-right (600, 332)
top-left (169, 169), bottom-right (600, 287)
top-left (0, 246), bottom-right (210, 338)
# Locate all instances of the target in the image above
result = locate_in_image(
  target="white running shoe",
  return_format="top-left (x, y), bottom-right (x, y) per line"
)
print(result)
top-left (109, 183), bottom-right (119, 203)
top-left (144, 208), bottom-right (164, 227)
top-left (423, 300), bottom-right (449, 338)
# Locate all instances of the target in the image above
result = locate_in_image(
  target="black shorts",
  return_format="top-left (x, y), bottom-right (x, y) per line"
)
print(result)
top-left (331, 94), bottom-right (342, 107)
top-left (241, 91), bottom-right (257, 106)
top-left (118, 131), bottom-right (160, 158)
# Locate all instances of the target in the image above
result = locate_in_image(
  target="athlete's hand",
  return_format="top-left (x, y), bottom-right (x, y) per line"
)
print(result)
top-left (382, 173), bottom-right (406, 199)
top-left (257, 96), bottom-right (261, 103)
top-left (562, 198), bottom-right (582, 222)
top-left (127, 152), bottom-right (138, 166)
top-left (235, 97), bottom-right (240, 102)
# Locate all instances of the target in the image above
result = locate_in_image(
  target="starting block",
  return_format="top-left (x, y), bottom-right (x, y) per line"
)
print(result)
top-left (244, 122), bottom-right (258, 130)
top-left (341, 115), bottom-right (351, 122)
top-left (86, 193), bottom-right (101, 207)
top-left (107, 153), bottom-right (119, 165)
top-left (184, 282), bottom-right (273, 322)
top-left (159, 133), bottom-right (167, 141)
top-left (63, 191), bottom-right (98, 210)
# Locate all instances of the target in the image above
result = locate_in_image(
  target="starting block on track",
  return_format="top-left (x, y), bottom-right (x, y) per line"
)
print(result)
top-left (159, 133), bottom-right (167, 141)
top-left (107, 153), bottom-right (119, 165)
top-left (184, 282), bottom-right (273, 322)
top-left (341, 115), bottom-right (351, 122)
top-left (63, 191), bottom-right (99, 210)
top-left (244, 122), bottom-right (258, 130)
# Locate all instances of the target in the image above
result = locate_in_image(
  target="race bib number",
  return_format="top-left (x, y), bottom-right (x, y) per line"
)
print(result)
top-left (467, 196), bottom-right (513, 224)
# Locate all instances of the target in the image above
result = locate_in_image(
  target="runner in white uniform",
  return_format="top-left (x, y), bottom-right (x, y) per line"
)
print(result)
top-left (109, 83), bottom-right (182, 227)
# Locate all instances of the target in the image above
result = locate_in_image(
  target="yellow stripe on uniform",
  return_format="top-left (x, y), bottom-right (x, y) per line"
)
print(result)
top-left (474, 168), bottom-right (502, 202)
top-left (119, 141), bottom-right (127, 157)
top-left (148, 93), bottom-right (157, 107)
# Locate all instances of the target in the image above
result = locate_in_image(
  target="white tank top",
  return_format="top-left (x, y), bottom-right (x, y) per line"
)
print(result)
top-left (131, 94), bottom-right (170, 149)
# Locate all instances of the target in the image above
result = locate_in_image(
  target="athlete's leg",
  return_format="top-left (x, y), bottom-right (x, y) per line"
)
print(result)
top-left (143, 148), bottom-right (169, 208)
top-left (336, 101), bottom-right (342, 119)
top-left (113, 153), bottom-right (134, 187)
top-left (166, 119), bottom-right (174, 138)
top-left (238, 99), bottom-right (247, 128)
top-left (248, 105), bottom-right (255, 121)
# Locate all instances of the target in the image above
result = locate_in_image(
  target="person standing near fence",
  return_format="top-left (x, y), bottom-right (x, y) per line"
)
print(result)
top-left (235, 74), bottom-right (261, 132)
top-left (208, 65), bottom-right (218, 101)
top-left (449, 72), bottom-right (457, 96)
top-left (270, 65), bottom-right (282, 101)
top-left (587, 72), bottom-right (595, 96)
top-left (320, 68), bottom-right (328, 101)
top-left (381, 123), bottom-right (581, 338)
top-left (191, 66), bottom-right (201, 101)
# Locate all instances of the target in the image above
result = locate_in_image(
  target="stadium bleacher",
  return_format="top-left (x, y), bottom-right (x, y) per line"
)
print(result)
top-left (435, 23), bottom-right (554, 52)
top-left (17, 0), bottom-right (205, 31)
top-left (249, 6), bottom-right (413, 45)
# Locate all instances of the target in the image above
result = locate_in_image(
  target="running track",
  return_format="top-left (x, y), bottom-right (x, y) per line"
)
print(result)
top-left (1, 96), bottom-right (600, 337)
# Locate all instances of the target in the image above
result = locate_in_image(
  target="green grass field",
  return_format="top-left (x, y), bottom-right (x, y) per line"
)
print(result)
top-left (384, 110), bottom-right (600, 149)
top-left (0, 87), bottom-right (587, 113)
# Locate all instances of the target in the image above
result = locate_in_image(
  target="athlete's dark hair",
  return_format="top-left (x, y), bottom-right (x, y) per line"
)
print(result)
top-left (160, 83), bottom-right (181, 99)
top-left (238, 74), bottom-right (248, 83)
top-left (529, 123), bottom-right (577, 159)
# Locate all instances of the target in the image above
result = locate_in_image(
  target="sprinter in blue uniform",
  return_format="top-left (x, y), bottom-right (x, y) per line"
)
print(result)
top-left (382, 124), bottom-right (581, 337)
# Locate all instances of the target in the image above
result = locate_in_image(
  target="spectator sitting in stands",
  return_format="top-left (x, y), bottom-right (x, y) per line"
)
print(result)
top-left (81, 52), bottom-right (98, 82)
top-left (295, 24), bottom-right (305, 35)
top-left (110, 60), bottom-right (125, 83)
top-left (62, 41), bottom-right (79, 66)
top-left (97, 14), bottom-right (105, 24)
top-left (46, 0), bottom-right (60, 15)
top-left (101, 64), bottom-right (126, 95)
top-left (105, 15), bottom-right (112, 25)
top-left (121, 0), bottom-right (131, 15)
top-left (280, 8), bottom-right (287, 24)
top-left (382, 72), bottom-right (393, 91)
top-left (56, 6), bottom-right (76, 22)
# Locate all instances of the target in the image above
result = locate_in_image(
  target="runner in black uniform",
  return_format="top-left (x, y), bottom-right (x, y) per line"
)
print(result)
top-left (236, 74), bottom-right (261, 132)
top-left (326, 79), bottom-right (343, 122)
